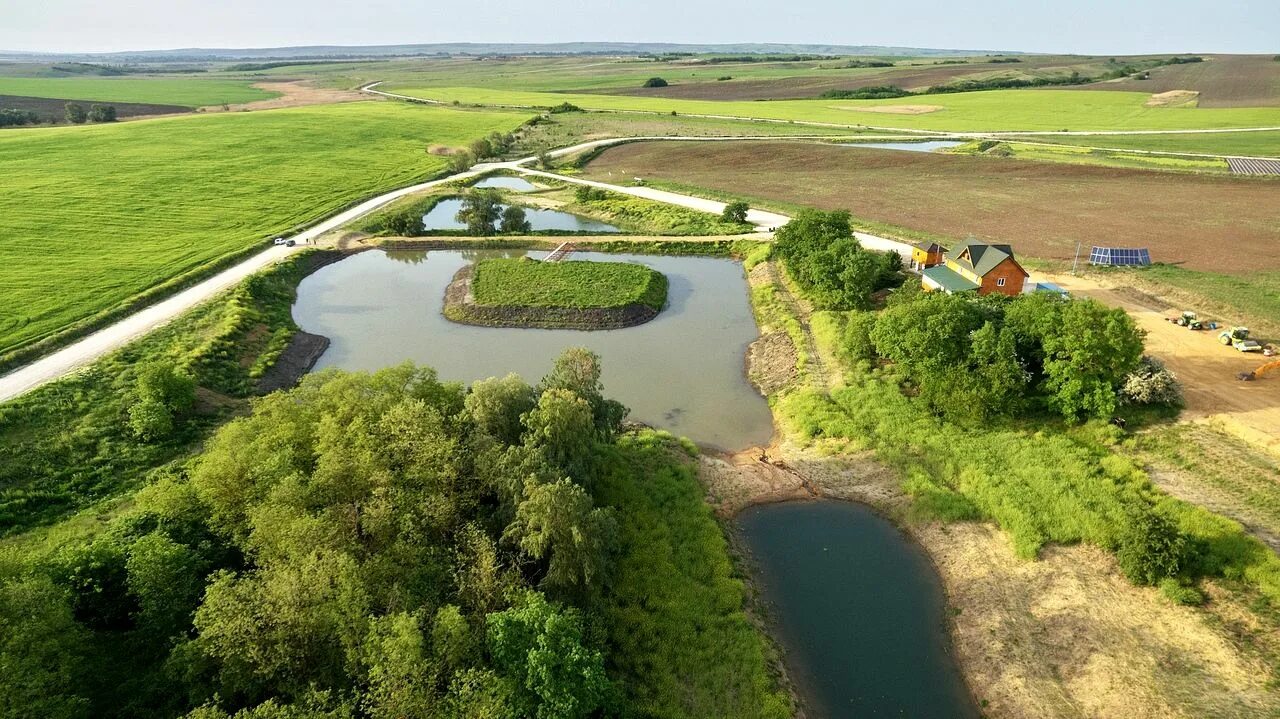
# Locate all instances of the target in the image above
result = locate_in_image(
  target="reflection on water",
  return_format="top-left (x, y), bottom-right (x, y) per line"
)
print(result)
top-left (739, 501), bottom-right (978, 719)
top-left (293, 250), bottom-right (773, 450)
top-left (472, 176), bottom-right (538, 191)
top-left (422, 198), bottom-right (621, 233)
top-left (842, 140), bottom-right (965, 152)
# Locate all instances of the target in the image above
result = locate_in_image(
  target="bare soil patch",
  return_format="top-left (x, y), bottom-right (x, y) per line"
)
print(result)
top-left (1078, 54), bottom-right (1280, 108)
top-left (832, 104), bottom-right (945, 115)
top-left (199, 81), bottom-right (367, 113)
top-left (583, 140), bottom-right (1280, 274)
top-left (1144, 89), bottom-right (1200, 108)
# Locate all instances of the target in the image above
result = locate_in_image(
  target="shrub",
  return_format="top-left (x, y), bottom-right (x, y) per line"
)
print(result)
top-left (549, 102), bottom-right (582, 113)
top-left (840, 311), bottom-right (878, 365)
top-left (88, 104), bottom-right (117, 123)
top-left (1116, 502), bottom-right (1187, 586)
top-left (1121, 356), bottom-right (1183, 407)
top-left (573, 185), bottom-right (609, 203)
top-left (499, 205), bottom-right (532, 234)
top-left (128, 362), bottom-right (196, 441)
top-left (642, 77), bottom-right (669, 88)
top-left (720, 201), bottom-right (750, 225)
top-left (64, 102), bottom-right (88, 124)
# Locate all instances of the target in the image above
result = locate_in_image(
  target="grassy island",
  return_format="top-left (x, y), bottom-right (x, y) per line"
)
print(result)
top-left (445, 257), bottom-right (668, 329)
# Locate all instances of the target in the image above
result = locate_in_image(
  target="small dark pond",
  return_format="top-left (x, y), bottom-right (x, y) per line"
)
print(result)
top-left (293, 249), bottom-right (772, 450)
top-left (738, 501), bottom-right (978, 718)
top-left (422, 198), bottom-right (621, 233)
top-left (472, 176), bottom-right (538, 191)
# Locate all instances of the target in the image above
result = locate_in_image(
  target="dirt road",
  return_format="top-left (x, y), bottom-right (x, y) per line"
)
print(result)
top-left (1047, 273), bottom-right (1280, 456)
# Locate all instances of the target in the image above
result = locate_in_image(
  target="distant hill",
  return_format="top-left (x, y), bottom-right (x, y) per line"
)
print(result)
top-left (0, 42), bottom-right (1016, 63)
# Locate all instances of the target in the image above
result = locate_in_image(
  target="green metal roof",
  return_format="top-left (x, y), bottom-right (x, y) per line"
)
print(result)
top-left (922, 265), bottom-right (980, 293)
top-left (949, 239), bottom-right (1018, 277)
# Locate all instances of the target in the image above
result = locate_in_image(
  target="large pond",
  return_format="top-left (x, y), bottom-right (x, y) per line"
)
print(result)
top-left (738, 501), bottom-right (977, 718)
top-left (843, 140), bottom-right (965, 153)
top-left (422, 198), bottom-right (621, 233)
top-left (293, 249), bottom-right (773, 450)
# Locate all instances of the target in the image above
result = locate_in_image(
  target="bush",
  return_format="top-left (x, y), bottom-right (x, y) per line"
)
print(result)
top-left (1121, 356), bottom-right (1183, 407)
top-left (128, 362), bottom-right (196, 440)
top-left (642, 77), bottom-right (668, 88)
top-left (64, 102), bottom-right (88, 124)
top-left (88, 104), bottom-right (117, 123)
top-left (819, 85), bottom-right (912, 100)
top-left (720, 201), bottom-right (749, 225)
top-left (839, 311), bottom-right (878, 365)
top-left (574, 185), bottom-right (609, 203)
top-left (549, 102), bottom-right (582, 113)
top-left (1116, 502), bottom-right (1187, 586)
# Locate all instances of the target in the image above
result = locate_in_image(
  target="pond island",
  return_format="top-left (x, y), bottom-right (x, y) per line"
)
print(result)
top-left (444, 256), bottom-right (669, 330)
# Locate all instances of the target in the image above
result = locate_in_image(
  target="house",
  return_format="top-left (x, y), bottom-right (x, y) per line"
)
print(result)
top-left (909, 241), bottom-right (947, 271)
top-left (921, 240), bottom-right (1029, 296)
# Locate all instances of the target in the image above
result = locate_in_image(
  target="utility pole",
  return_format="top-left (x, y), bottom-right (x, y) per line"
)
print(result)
top-left (1071, 242), bottom-right (1082, 276)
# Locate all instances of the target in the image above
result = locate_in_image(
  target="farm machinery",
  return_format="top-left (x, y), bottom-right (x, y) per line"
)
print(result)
top-left (1172, 311), bottom-right (1204, 330)
top-left (1219, 327), bottom-right (1263, 352)
top-left (1239, 359), bottom-right (1280, 382)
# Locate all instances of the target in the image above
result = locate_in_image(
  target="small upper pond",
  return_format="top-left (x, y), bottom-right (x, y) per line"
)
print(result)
top-left (293, 249), bottom-right (772, 450)
top-left (843, 140), bottom-right (964, 153)
top-left (738, 501), bottom-right (977, 718)
top-left (472, 176), bottom-right (538, 192)
top-left (422, 198), bottom-right (622, 233)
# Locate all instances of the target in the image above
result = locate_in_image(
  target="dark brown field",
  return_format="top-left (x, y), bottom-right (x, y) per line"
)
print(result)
top-left (0, 94), bottom-right (189, 123)
top-left (583, 141), bottom-right (1280, 273)
top-left (1079, 55), bottom-right (1280, 108)
top-left (594, 57), bottom-right (1091, 101)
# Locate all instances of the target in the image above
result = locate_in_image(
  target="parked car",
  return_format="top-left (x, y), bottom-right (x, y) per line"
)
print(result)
top-left (272, 237), bottom-right (287, 245)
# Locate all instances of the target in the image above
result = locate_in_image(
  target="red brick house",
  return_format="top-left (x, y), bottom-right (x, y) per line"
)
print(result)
top-left (921, 240), bottom-right (1029, 296)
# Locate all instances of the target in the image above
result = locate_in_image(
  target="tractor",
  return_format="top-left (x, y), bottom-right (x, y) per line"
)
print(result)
top-left (1219, 327), bottom-right (1263, 352)
top-left (1239, 359), bottom-right (1280, 382)
top-left (1174, 311), bottom-right (1203, 330)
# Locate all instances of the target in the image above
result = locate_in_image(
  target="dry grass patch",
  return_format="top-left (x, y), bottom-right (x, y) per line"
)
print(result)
top-left (833, 103), bottom-right (945, 114)
top-left (1145, 90), bottom-right (1200, 108)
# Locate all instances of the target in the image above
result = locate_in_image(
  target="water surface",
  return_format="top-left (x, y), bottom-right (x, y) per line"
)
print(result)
top-left (422, 198), bottom-right (621, 233)
top-left (843, 140), bottom-right (964, 153)
top-left (294, 250), bottom-right (772, 450)
top-left (472, 176), bottom-right (538, 192)
top-left (738, 501), bottom-right (977, 718)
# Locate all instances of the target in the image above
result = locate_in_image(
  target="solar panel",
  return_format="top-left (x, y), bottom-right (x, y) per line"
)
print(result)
top-left (1088, 247), bottom-right (1151, 267)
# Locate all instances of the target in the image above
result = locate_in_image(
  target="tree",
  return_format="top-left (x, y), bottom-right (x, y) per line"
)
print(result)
top-left (505, 479), bottom-right (616, 594)
top-left (537, 150), bottom-right (554, 170)
top-left (522, 390), bottom-right (597, 481)
top-left (64, 102), bottom-right (88, 124)
top-left (537, 348), bottom-right (626, 439)
top-left (720, 201), bottom-right (749, 224)
top-left (361, 612), bottom-right (436, 719)
top-left (383, 207), bottom-right (425, 237)
top-left (499, 205), bottom-right (532, 234)
top-left (466, 373), bottom-right (537, 445)
top-left (486, 593), bottom-right (611, 719)
top-left (126, 532), bottom-right (206, 639)
top-left (0, 575), bottom-right (91, 719)
top-left (1037, 299), bottom-right (1144, 420)
top-left (1116, 502), bottom-right (1186, 585)
top-left (128, 361), bottom-right (197, 440)
top-left (448, 150), bottom-right (475, 174)
top-left (455, 190), bottom-right (503, 236)
top-left (88, 104), bottom-right (117, 122)
top-left (642, 77), bottom-right (668, 88)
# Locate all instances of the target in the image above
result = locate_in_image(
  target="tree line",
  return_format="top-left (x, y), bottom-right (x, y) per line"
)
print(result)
top-left (0, 349), bottom-right (650, 718)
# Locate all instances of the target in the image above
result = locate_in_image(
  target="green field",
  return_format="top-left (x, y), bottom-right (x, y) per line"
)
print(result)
top-left (947, 140), bottom-right (1233, 172)
top-left (472, 258), bottom-right (668, 309)
top-left (387, 85), bottom-right (1280, 133)
top-left (0, 76), bottom-right (276, 107)
top-left (1009, 130), bottom-right (1280, 157)
top-left (0, 101), bottom-right (530, 363)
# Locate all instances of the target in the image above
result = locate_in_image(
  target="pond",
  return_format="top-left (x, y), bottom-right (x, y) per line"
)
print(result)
top-left (422, 198), bottom-right (621, 233)
top-left (472, 176), bottom-right (538, 192)
top-left (293, 249), bottom-right (773, 450)
top-left (843, 140), bottom-right (965, 153)
top-left (738, 501), bottom-right (977, 718)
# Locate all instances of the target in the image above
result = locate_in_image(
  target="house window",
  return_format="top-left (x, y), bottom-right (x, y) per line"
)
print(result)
top-left (996, 278), bottom-right (1006, 287)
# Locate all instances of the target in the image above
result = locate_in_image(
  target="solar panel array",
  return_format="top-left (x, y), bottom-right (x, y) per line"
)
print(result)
top-left (1089, 247), bottom-right (1151, 266)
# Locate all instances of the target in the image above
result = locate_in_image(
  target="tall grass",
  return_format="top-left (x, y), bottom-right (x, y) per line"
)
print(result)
top-left (593, 432), bottom-right (791, 719)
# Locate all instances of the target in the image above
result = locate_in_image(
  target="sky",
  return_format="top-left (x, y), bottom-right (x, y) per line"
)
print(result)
top-left (3, 0), bottom-right (1278, 55)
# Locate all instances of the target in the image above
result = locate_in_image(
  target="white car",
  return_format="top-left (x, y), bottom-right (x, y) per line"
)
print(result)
top-left (271, 237), bottom-right (287, 245)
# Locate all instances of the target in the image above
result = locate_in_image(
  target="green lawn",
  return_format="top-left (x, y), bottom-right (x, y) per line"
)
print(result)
top-left (0, 101), bottom-right (530, 363)
top-left (472, 258), bottom-right (668, 309)
top-left (0, 76), bottom-right (276, 107)
top-left (389, 85), bottom-right (1280, 134)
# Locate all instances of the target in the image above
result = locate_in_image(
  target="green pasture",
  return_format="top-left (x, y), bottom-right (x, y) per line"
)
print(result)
top-left (1011, 130), bottom-right (1280, 157)
top-left (472, 258), bottom-right (668, 309)
top-left (389, 85), bottom-right (1280, 133)
top-left (0, 76), bottom-right (276, 107)
top-left (948, 140), bottom-right (1233, 172)
top-left (0, 101), bottom-right (530, 361)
